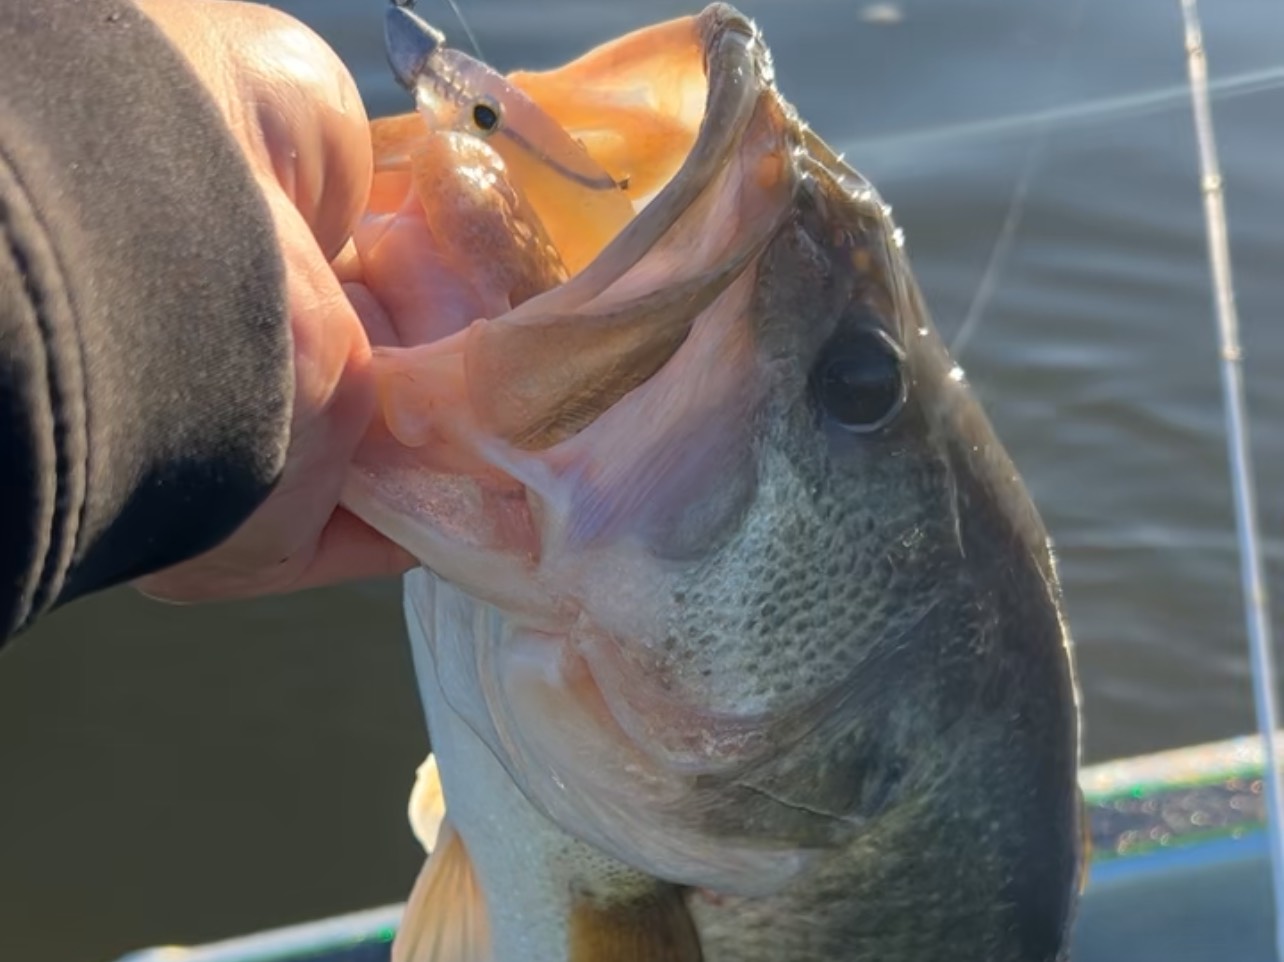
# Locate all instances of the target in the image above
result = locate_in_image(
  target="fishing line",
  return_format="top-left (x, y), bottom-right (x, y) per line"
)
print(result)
top-left (438, 0), bottom-right (485, 61)
top-left (951, 0), bottom-right (1087, 358)
top-left (843, 63), bottom-right (1284, 161)
top-left (1178, 3), bottom-right (1284, 960)
top-left (947, 134), bottom-right (1040, 358)
top-left (392, 0), bottom-right (485, 61)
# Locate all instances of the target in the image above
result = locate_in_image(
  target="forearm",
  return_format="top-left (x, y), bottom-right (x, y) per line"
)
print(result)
top-left (0, 0), bottom-right (292, 642)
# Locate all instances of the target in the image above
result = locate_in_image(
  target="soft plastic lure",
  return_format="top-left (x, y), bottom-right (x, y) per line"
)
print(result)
top-left (385, 3), bottom-right (634, 274)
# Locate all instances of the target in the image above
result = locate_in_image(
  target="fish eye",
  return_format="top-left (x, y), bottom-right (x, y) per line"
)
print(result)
top-left (811, 328), bottom-right (906, 432)
top-left (472, 100), bottom-right (500, 133)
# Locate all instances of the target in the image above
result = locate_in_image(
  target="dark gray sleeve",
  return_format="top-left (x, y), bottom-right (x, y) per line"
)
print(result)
top-left (0, 0), bottom-right (293, 643)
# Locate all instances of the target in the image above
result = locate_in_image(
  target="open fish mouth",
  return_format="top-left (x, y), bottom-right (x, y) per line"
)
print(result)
top-left (344, 3), bottom-right (935, 897)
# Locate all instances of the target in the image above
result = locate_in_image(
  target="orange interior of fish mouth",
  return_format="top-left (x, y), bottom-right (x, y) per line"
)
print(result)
top-left (356, 13), bottom-right (730, 457)
top-left (366, 13), bottom-right (711, 276)
top-left (505, 15), bottom-right (707, 206)
top-left (355, 4), bottom-right (806, 468)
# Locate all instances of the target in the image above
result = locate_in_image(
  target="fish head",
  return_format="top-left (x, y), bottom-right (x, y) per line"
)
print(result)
top-left (349, 2), bottom-right (1081, 938)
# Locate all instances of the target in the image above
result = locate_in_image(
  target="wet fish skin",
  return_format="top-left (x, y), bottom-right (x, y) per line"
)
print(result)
top-left (603, 122), bottom-right (1081, 960)
top-left (350, 4), bottom-right (1082, 960)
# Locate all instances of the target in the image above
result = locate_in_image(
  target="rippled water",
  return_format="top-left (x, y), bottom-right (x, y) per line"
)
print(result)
top-left (2, 1), bottom-right (1282, 959)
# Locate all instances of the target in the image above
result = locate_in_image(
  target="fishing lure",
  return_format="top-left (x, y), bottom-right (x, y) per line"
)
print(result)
top-left (385, 3), bottom-right (634, 274)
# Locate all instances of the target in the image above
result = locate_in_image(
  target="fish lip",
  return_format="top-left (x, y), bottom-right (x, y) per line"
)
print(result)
top-left (384, 3), bottom-right (445, 91)
top-left (696, 2), bottom-right (758, 52)
top-left (574, 6), bottom-right (775, 295)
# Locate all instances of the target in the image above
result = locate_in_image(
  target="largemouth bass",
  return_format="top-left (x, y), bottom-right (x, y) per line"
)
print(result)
top-left (344, 4), bottom-right (1083, 960)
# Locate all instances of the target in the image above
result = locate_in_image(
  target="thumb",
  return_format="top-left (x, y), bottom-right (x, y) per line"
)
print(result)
top-left (136, 0), bottom-right (373, 259)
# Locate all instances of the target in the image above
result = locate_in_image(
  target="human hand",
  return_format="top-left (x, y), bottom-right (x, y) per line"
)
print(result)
top-left (133, 0), bottom-right (416, 602)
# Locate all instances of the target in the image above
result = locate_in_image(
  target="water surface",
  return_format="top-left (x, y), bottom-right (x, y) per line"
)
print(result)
top-left (2, 0), bottom-right (1282, 958)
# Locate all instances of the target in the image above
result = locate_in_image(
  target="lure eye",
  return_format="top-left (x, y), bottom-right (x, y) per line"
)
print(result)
top-left (472, 101), bottom-right (500, 132)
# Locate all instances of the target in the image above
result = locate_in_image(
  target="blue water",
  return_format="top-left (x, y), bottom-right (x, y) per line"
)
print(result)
top-left (2, 0), bottom-right (1282, 959)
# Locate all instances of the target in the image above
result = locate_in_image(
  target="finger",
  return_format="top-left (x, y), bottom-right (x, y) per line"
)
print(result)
top-left (353, 200), bottom-right (483, 348)
top-left (138, 0), bottom-right (373, 260)
top-left (240, 13), bottom-right (373, 259)
top-left (345, 281), bottom-right (401, 348)
top-left (281, 214), bottom-right (374, 439)
top-left (284, 508), bottom-right (417, 593)
top-left (135, 508), bottom-right (416, 603)
top-left (332, 237), bottom-right (364, 286)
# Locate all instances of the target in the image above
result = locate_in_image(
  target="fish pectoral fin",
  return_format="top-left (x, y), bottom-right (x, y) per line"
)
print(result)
top-left (393, 818), bottom-right (492, 962)
top-left (408, 754), bottom-right (446, 852)
top-left (569, 885), bottom-right (703, 962)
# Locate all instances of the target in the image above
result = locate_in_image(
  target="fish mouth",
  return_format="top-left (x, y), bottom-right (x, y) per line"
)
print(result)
top-left (455, 5), bottom-right (801, 452)
top-left (346, 5), bottom-right (869, 895)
